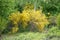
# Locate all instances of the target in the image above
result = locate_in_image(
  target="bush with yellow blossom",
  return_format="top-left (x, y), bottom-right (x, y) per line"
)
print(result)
top-left (9, 11), bottom-right (30, 33)
top-left (9, 9), bottom-right (49, 33)
top-left (28, 10), bottom-right (49, 31)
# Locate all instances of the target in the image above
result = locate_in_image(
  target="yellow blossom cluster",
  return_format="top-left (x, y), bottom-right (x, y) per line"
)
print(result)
top-left (28, 10), bottom-right (49, 31)
top-left (9, 9), bottom-right (49, 32)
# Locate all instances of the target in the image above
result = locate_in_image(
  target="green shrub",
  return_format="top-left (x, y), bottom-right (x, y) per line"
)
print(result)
top-left (47, 27), bottom-right (60, 40)
top-left (0, 0), bottom-right (16, 18)
top-left (42, 0), bottom-right (60, 15)
top-left (56, 14), bottom-right (60, 28)
top-left (0, 16), bottom-right (8, 34)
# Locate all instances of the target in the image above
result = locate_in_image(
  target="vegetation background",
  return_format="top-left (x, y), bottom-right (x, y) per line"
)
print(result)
top-left (0, 0), bottom-right (60, 40)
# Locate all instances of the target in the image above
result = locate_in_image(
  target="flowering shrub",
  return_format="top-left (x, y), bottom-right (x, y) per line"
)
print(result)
top-left (9, 11), bottom-right (30, 33)
top-left (29, 10), bottom-right (49, 31)
top-left (9, 12), bottom-right (20, 33)
top-left (9, 9), bottom-right (49, 32)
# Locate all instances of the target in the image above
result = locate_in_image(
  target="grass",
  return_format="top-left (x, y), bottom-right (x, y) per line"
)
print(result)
top-left (1, 32), bottom-right (47, 40)
top-left (1, 27), bottom-right (60, 40)
top-left (1, 32), bottom-right (60, 40)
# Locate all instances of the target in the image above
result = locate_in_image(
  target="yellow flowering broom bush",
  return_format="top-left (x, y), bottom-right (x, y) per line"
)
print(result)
top-left (9, 11), bottom-right (30, 33)
top-left (9, 9), bottom-right (49, 33)
top-left (29, 10), bottom-right (49, 31)
top-left (9, 12), bottom-right (20, 33)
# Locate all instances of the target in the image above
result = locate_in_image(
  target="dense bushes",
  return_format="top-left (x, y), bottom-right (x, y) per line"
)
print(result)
top-left (42, 0), bottom-right (60, 15)
top-left (14, 0), bottom-right (60, 15)
top-left (0, 0), bottom-right (16, 34)
top-left (0, 0), bottom-right (16, 18)
top-left (0, 0), bottom-right (60, 34)
top-left (56, 14), bottom-right (60, 28)
top-left (8, 9), bottom-right (49, 33)
top-left (0, 17), bottom-right (8, 34)
top-left (1, 0), bottom-right (60, 40)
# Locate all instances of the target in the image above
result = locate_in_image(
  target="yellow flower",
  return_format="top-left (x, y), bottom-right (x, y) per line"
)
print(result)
top-left (9, 9), bottom-right (49, 32)
top-left (12, 25), bottom-right (19, 33)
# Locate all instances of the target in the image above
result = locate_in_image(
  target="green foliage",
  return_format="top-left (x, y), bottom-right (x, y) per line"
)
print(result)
top-left (48, 27), bottom-right (59, 33)
top-left (56, 14), bottom-right (60, 28)
top-left (41, 0), bottom-right (60, 15)
top-left (16, 0), bottom-right (60, 15)
top-left (0, 0), bottom-right (60, 40)
top-left (47, 27), bottom-right (60, 40)
top-left (2, 30), bottom-right (60, 40)
top-left (47, 15), bottom-right (56, 28)
top-left (0, 0), bottom-right (16, 18)
top-left (0, 16), bottom-right (8, 34)
top-left (2, 32), bottom-right (47, 40)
